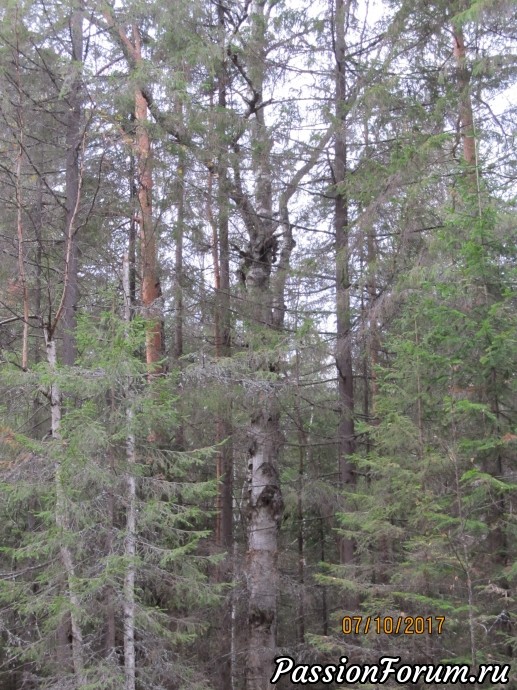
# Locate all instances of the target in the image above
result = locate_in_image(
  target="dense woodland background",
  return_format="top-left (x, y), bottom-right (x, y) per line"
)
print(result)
top-left (0, 0), bottom-right (516, 688)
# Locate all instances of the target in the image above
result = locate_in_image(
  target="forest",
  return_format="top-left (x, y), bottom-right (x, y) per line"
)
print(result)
top-left (0, 0), bottom-right (516, 688)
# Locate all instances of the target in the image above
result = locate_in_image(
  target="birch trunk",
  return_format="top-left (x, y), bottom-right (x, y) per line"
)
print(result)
top-left (62, 0), bottom-right (83, 366)
top-left (43, 12), bottom-right (86, 663)
top-left (44, 331), bottom-right (85, 686)
top-left (240, 6), bottom-right (332, 680)
top-left (244, 4), bottom-right (284, 687)
top-left (123, 254), bottom-right (137, 690)
top-left (246, 398), bottom-right (283, 690)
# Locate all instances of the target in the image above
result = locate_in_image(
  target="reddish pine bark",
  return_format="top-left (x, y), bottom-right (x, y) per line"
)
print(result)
top-left (452, 26), bottom-right (476, 168)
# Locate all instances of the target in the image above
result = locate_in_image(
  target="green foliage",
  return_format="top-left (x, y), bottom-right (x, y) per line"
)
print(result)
top-left (0, 313), bottom-right (219, 689)
top-left (326, 181), bottom-right (517, 666)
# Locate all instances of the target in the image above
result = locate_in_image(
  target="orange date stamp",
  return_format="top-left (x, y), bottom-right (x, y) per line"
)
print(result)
top-left (342, 615), bottom-right (445, 635)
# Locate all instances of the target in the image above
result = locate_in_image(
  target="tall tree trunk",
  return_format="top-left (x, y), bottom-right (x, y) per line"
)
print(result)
top-left (210, 184), bottom-right (234, 550)
top-left (123, 254), bottom-right (137, 690)
top-left (173, 142), bottom-right (186, 451)
top-left (129, 132), bottom-right (137, 310)
top-left (174, 154), bottom-right (184, 365)
top-left (62, 0), bottom-right (84, 366)
top-left (452, 25), bottom-right (476, 169)
top-left (334, 0), bottom-right (356, 573)
top-left (239, 7), bottom-right (332, 680)
top-left (213, 0), bottom-right (233, 552)
top-left (452, 16), bottom-right (507, 571)
top-left (169, 132), bottom-right (188, 457)
top-left (15, 109), bottom-right (29, 370)
top-left (34, 173), bottom-right (43, 366)
top-left (209, 149), bottom-right (234, 686)
top-left (367, 229), bottom-right (379, 418)
top-left (13, 16), bottom-right (29, 370)
top-left (294, 346), bottom-right (307, 645)
top-left (216, 220), bottom-right (233, 546)
top-left (214, 19), bottom-right (235, 681)
top-left (244, 5), bottom-right (283, 688)
top-left (133, 26), bottom-right (164, 376)
top-left (246, 395), bottom-right (283, 690)
top-left (42, 6), bottom-right (85, 672)
top-left (319, 517), bottom-right (328, 636)
top-left (44, 329), bottom-right (85, 685)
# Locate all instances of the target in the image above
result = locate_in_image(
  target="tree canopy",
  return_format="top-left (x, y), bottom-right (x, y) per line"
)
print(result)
top-left (0, 0), bottom-right (516, 688)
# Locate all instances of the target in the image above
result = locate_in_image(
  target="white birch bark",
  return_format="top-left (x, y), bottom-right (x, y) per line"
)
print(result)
top-left (244, 5), bottom-right (284, 687)
top-left (44, 330), bottom-right (85, 686)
